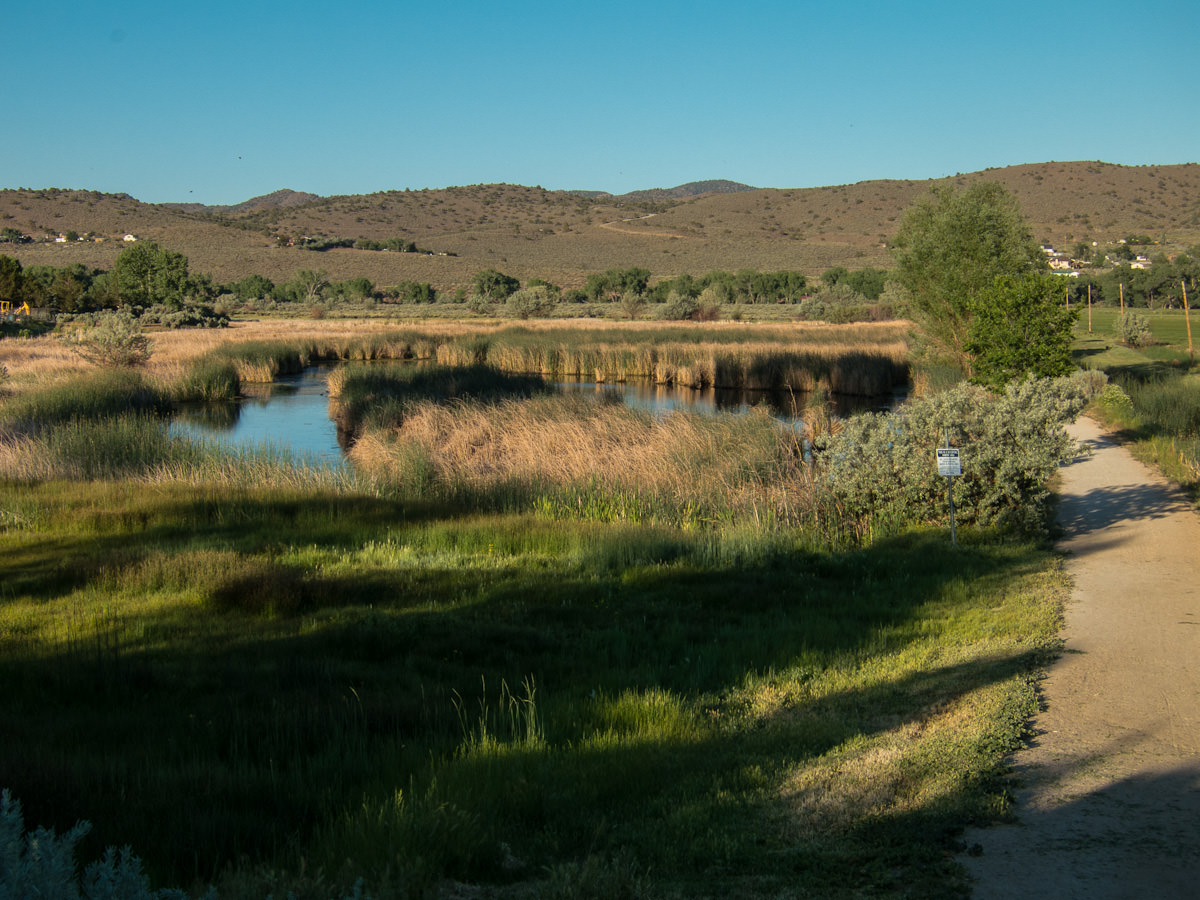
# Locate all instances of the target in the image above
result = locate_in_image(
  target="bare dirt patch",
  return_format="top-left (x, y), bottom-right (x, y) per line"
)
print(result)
top-left (961, 416), bottom-right (1200, 898)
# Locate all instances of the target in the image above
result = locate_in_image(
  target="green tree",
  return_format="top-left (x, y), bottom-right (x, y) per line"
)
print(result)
top-left (842, 267), bottom-right (888, 300)
top-left (50, 268), bottom-right (89, 312)
top-left (821, 266), bottom-right (849, 287)
top-left (473, 269), bottom-right (520, 302)
top-left (0, 255), bottom-right (23, 302)
top-left (965, 275), bottom-right (1079, 389)
top-left (292, 269), bottom-right (329, 304)
top-left (891, 182), bottom-right (1046, 372)
top-left (113, 242), bottom-right (190, 308)
top-left (232, 274), bottom-right (275, 302)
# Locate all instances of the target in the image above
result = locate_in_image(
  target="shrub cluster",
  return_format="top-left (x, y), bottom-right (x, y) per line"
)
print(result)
top-left (1114, 310), bottom-right (1154, 348)
top-left (1, 788), bottom-right (373, 899)
top-left (814, 374), bottom-right (1097, 538)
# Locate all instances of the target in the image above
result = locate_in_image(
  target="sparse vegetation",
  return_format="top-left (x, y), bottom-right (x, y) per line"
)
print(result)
top-left (2, 163), bottom-right (1197, 294)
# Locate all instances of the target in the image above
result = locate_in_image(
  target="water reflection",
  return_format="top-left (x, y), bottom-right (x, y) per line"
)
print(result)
top-left (171, 365), bottom-right (902, 466)
top-left (555, 376), bottom-right (896, 420)
top-left (171, 368), bottom-right (345, 464)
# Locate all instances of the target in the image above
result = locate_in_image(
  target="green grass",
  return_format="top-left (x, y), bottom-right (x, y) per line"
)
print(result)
top-left (1073, 307), bottom-right (1198, 373)
top-left (1073, 307), bottom-right (1200, 492)
top-left (0, 473), bottom-right (1066, 899)
top-left (0, 345), bottom-right (1072, 898)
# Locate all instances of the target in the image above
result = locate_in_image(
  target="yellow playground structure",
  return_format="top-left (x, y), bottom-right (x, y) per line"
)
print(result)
top-left (0, 300), bottom-right (31, 318)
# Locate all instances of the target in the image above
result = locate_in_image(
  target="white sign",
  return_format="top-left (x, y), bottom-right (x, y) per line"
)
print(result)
top-left (937, 448), bottom-right (961, 477)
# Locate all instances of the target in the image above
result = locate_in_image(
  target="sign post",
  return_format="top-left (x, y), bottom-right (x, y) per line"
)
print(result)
top-left (936, 430), bottom-right (961, 546)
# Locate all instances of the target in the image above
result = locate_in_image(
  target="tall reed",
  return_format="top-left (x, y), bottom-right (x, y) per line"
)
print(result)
top-left (349, 393), bottom-right (817, 528)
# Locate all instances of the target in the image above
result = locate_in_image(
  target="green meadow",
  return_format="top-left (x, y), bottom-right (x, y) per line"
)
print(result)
top-left (1073, 307), bottom-right (1200, 489)
top-left (0, 327), bottom-right (1072, 899)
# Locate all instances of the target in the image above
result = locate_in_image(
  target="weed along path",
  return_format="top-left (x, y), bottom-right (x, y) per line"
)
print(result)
top-left (962, 415), bottom-right (1200, 898)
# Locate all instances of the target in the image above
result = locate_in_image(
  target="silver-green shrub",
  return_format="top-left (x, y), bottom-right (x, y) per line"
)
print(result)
top-left (813, 374), bottom-right (1095, 538)
top-left (1114, 311), bottom-right (1153, 348)
top-left (57, 311), bottom-right (152, 368)
top-left (1, 789), bottom-right (370, 900)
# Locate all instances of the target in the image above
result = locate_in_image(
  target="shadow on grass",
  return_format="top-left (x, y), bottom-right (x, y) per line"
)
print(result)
top-left (0, 486), bottom-right (1053, 895)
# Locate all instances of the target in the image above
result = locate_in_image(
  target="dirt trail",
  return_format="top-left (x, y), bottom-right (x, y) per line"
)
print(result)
top-left (962, 416), bottom-right (1200, 898)
top-left (597, 213), bottom-right (683, 239)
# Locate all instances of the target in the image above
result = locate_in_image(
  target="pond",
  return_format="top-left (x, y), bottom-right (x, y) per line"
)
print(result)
top-left (171, 364), bottom-right (903, 466)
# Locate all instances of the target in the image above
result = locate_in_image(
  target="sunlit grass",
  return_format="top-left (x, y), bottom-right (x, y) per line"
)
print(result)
top-left (0, 318), bottom-right (1071, 898)
top-left (0, 469), bottom-right (1066, 897)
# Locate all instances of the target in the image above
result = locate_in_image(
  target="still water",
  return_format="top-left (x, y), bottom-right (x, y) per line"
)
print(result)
top-left (171, 365), bottom-right (900, 466)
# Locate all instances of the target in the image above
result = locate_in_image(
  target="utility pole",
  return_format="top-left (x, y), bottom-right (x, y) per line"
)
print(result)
top-left (1184, 281), bottom-right (1194, 362)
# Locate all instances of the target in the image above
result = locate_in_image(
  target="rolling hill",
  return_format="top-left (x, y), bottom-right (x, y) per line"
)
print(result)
top-left (2, 163), bottom-right (1197, 294)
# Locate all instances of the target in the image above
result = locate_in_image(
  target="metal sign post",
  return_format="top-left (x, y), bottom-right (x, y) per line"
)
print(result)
top-left (936, 428), bottom-right (961, 546)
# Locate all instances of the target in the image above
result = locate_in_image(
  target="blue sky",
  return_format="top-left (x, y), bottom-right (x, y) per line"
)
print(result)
top-left (5, 1), bottom-right (1197, 205)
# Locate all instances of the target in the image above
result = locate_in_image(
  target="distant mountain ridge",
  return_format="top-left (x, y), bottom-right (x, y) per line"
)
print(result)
top-left (3, 163), bottom-right (1198, 291)
top-left (162, 189), bottom-right (322, 216)
top-left (196, 182), bottom-right (757, 212)
top-left (613, 180), bottom-right (758, 202)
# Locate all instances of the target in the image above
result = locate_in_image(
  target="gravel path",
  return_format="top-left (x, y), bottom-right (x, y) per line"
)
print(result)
top-left (961, 416), bottom-right (1200, 898)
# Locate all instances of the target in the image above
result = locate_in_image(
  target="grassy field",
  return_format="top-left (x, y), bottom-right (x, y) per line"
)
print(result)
top-left (0, 321), bottom-right (1071, 899)
top-left (1073, 306), bottom-right (1200, 489)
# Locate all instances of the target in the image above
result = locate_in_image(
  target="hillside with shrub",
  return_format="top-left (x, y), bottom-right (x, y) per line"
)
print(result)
top-left (2, 162), bottom-right (1198, 294)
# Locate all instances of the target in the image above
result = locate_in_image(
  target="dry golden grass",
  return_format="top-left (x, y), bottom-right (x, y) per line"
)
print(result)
top-left (349, 393), bottom-right (815, 522)
top-left (0, 318), bottom-right (506, 393)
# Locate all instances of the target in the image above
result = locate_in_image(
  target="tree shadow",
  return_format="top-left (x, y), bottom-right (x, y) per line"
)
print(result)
top-left (1056, 481), bottom-right (1192, 536)
top-left (961, 756), bottom-right (1200, 898)
top-left (0, 490), bottom-right (1052, 893)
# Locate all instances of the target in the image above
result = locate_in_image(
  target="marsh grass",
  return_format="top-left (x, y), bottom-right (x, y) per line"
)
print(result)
top-left (0, 369), bottom-right (171, 429)
top-left (0, 317), bottom-right (1069, 898)
top-left (0, 467), bottom-right (1066, 899)
top-left (348, 392), bottom-right (816, 529)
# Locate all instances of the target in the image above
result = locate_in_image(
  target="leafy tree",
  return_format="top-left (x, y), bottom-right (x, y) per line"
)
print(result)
top-left (473, 268), bottom-right (520, 302)
top-left (232, 274), bottom-right (275, 302)
top-left (891, 181), bottom-right (1047, 374)
top-left (821, 266), bottom-right (849, 286)
top-left (660, 290), bottom-right (699, 320)
top-left (113, 242), bottom-right (190, 308)
top-left (583, 271), bottom-right (613, 302)
top-left (526, 277), bottom-right (562, 301)
top-left (0, 255), bottom-right (23, 302)
top-left (584, 268), bottom-right (650, 302)
top-left (337, 277), bottom-right (375, 300)
top-left (618, 290), bottom-right (648, 320)
top-left (965, 274), bottom-right (1079, 389)
top-left (615, 267), bottom-right (650, 296)
top-left (50, 268), bottom-right (90, 312)
top-left (392, 281), bottom-right (437, 303)
top-left (841, 267), bottom-right (888, 301)
top-left (291, 269), bottom-right (329, 304)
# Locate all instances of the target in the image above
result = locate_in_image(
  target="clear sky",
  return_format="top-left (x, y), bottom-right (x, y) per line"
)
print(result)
top-left (5, 0), bottom-right (1197, 205)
